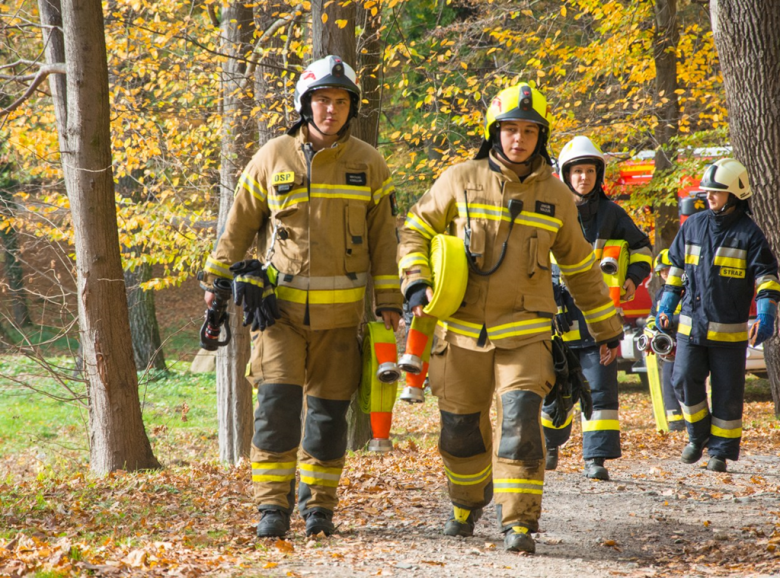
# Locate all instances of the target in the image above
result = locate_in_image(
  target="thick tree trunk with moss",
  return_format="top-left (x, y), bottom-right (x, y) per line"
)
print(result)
top-left (42, 0), bottom-right (160, 473)
top-left (711, 0), bottom-right (780, 414)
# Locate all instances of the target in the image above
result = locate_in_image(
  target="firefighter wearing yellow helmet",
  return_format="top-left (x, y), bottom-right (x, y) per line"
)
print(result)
top-left (657, 158), bottom-right (780, 472)
top-left (200, 55), bottom-right (402, 538)
top-left (397, 83), bottom-right (622, 553)
top-left (543, 135), bottom-right (652, 482)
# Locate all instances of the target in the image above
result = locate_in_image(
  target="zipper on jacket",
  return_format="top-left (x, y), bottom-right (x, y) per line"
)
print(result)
top-left (302, 143), bottom-right (316, 199)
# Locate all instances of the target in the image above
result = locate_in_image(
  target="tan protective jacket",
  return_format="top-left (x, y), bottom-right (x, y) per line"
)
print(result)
top-left (399, 154), bottom-right (623, 351)
top-left (204, 126), bottom-right (402, 330)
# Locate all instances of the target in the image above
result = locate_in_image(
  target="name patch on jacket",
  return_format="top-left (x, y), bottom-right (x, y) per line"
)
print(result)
top-left (273, 171), bottom-right (295, 194)
top-left (536, 201), bottom-right (555, 217)
top-left (346, 172), bottom-right (367, 186)
top-left (720, 267), bottom-right (745, 279)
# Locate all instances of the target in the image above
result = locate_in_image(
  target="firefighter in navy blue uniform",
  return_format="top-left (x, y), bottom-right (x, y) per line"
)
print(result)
top-left (543, 136), bottom-right (653, 480)
top-left (398, 84), bottom-right (623, 553)
top-left (647, 250), bottom-right (684, 430)
top-left (657, 158), bottom-right (780, 473)
top-left (201, 56), bottom-right (403, 537)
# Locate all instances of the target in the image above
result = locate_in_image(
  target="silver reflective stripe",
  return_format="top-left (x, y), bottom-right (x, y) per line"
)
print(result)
top-left (681, 400), bottom-right (708, 415)
top-left (594, 238), bottom-right (607, 250)
top-left (755, 274), bottom-right (780, 287)
top-left (583, 409), bottom-right (618, 422)
top-left (494, 480), bottom-right (543, 491)
top-left (274, 271), bottom-right (368, 290)
top-left (669, 266), bottom-right (685, 278)
top-left (715, 247), bottom-right (746, 260)
top-left (488, 319), bottom-right (550, 338)
top-left (712, 417), bottom-right (742, 430)
top-left (685, 244), bottom-right (701, 257)
top-left (679, 315), bottom-right (692, 326)
top-left (708, 321), bottom-right (748, 334)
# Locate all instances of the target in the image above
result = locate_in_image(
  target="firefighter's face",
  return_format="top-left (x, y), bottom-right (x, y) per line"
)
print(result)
top-left (309, 88), bottom-right (351, 134)
top-left (498, 121), bottom-right (539, 164)
top-left (706, 190), bottom-right (730, 211)
top-left (569, 163), bottom-right (598, 196)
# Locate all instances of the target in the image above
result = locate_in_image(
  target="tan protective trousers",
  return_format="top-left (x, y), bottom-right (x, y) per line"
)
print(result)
top-left (247, 317), bottom-right (361, 516)
top-left (429, 339), bottom-right (554, 531)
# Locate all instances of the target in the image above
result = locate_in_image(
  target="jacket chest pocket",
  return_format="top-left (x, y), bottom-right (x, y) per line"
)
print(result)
top-left (521, 229), bottom-right (556, 314)
top-left (344, 202), bottom-right (369, 273)
top-left (526, 229), bottom-right (553, 279)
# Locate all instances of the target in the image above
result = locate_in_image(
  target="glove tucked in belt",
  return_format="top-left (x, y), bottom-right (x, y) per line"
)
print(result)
top-left (230, 259), bottom-right (281, 331)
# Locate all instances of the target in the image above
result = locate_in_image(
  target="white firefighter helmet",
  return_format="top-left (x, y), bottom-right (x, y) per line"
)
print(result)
top-left (699, 158), bottom-right (751, 200)
top-left (293, 55), bottom-right (360, 120)
top-left (558, 136), bottom-right (605, 173)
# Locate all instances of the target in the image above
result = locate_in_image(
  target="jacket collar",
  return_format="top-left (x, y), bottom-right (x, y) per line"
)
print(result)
top-left (293, 123), bottom-right (351, 161)
top-left (488, 151), bottom-right (550, 184)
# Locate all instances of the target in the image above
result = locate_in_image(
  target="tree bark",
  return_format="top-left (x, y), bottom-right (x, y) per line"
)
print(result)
top-left (711, 0), bottom-right (780, 414)
top-left (0, 187), bottom-right (32, 328)
top-left (652, 0), bottom-right (680, 274)
top-left (354, 4), bottom-right (382, 147)
top-left (216, 1), bottom-right (256, 464)
top-left (43, 0), bottom-right (159, 473)
top-left (124, 263), bottom-right (167, 372)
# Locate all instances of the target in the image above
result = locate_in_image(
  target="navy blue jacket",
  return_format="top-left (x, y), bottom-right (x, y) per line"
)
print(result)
top-left (664, 206), bottom-right (780, 347)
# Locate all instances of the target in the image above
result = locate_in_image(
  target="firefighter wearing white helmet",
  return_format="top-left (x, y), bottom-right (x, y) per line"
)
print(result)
top-left (398, 83), bottom-right (622, 553)
top-left (201, 55), bottom-right (402, 537)
top-left (657, 158), bottom-right (780, 472)
top-left (543, 135), bottom-right (652, 481)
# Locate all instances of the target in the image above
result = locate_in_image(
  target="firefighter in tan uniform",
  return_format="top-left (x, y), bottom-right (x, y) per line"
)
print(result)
top-left (398, 83), bottom-right (623, 553)
top-left (202, 56), bottom-right (402, 538)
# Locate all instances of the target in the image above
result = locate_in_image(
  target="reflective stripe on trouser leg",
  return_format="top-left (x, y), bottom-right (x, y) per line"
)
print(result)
top-left (707, 345), bottom-right (746, 461)
top-left (672, 336), bottom-right (711, 447)
top-left (579, 346), bottom-right (621, 459)
top-left (429, 342), bottom-right (495, 512)
top-left (661, 358), bottom-right (683, 424)
top-left (297, 326), bottom-right (361, 516)
top-left (494, 340), bottom-right (555, 532)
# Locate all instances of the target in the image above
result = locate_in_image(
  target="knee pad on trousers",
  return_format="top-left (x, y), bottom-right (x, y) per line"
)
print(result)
top-left (440, 411), bottom-right (487, 458)
top-left (303, 396), bottom-right (350, 462)
top-left (499, 390), bottom-right (543, 461)
top-left (253, 383), bottom-right (303, 452)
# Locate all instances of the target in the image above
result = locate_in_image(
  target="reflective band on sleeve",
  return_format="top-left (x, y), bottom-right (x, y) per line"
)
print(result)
top-left (629, 247), bottom-right (653, 265)
top-left (561, 320), bottom-right (581, 342)
top-left (493, 478), bottom-right (544, 495)
top-left (437, 318), bottom-right (482, 339)
top-left (756, 275), bottom-right (780, 293)
top-left (581, 409), bottom-right (620, 432)
top-left (541, 407), bottom-right (574, 429)
top-left (237, 172), bottom-right (267, 202)
top-left (444, 464), bottom-right (492, 486)
top-left (681, 400), bottom-right (709, 423)
top-left (684, 244), bottom-right (701, 266)
top-left (487, 318), bottom-right (551, 340)
top-left (667, 267), bottom-right (684, 287)
top-left (711, 417), bottom-right (742, 439)
top-left (252, 461), bottom-right (296, 483)
top-left (269, 188), bottom-right (308, 211)
top-left (373, 275), bottom-right (401, 290)
top-left (299, 463), bottom-right (342, 487)
top-left (373, 178), bottom-right (396, 203)
top-left (404, 213), bottom-right (438, 240)
top-left (399, 251), bottom-right (431, 272)
top-left (582, 301), bottom-right (617, 324)
top-left (714, 246), bottom-right (747, 269)
top-left (557, 252), bottom-right (597, 276)
top-left (204, 256), bottom-right (233, 279)
top-left (707, 321), bottom-right (748, 342)
top-left (678, 314), bottom-right (692, 336)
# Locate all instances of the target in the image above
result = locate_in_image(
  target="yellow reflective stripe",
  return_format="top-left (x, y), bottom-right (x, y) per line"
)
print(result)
top-left (444, 464), bottom-right (492, 486)
top-left (541, 408), bottom-right (574, 429)
top-left (757, 278), bottom-right (780, 293)
top-left (399, 251), bottom-right (430, 271)
top-left (455, 203), bottom-right (562, 232)
top-left (667, 266), bottom-right (684, 287)
top-left (268, 188), bottom-right (308, 211)
top-left (205, 257), bottom-right (233, 279)
top-left (677, 315), bottom-right (692, 336)
top-left (237, 172), bottom-right (267, 201)
top-left (373, 178), bottom-right (395, 203)
top-left (487, 318), bottom-right (551, 339)
top-left (629, 248), bottom-right (653, 265)
top-left (681, 400), bottom-right (709, 423)
top-left (235, 275), bottom-right (264, 288)
top-left (515, 211), bottom-right (562, 233)
top-left (437, 318), bottom-right (482, 339)
top-left (711, 417), bottom-right (742, 439)
top-left (557, 252), bottom-right (597, 276)
top-left (582, 410), bottom-right (620, 432)
top-left (274, 286), bottom-right (365, 305)
top-left (252, 461), bottom-right (296, 483)
top-left (310, 182), bottom-right (372, 201)
top-left (373, 275), bottom-right (400, 290)
top-left (684, 244), bottom-right (700, 266)
top-left (404, 213), bottom-right (437, 240)
top-left (299, 463), bottom-right (342, 487)
top-left (582, 301), bottom-right (617, 323)
top-left (707, 321), bottom-right (748, 342)
top-left (667, 413), bottom-right (684, 422)
top-left (276, 286), bottom-right (307, 304)
top-left (714, 256), bottom-right (746, 269)
top-left (493, 478), bottom-right (544, 494)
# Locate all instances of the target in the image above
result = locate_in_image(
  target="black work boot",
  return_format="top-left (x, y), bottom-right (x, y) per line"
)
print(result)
top-left (256, 509), bottom-right (290, 538)
top-left (706, 456), bottom-right (727, 472)
top-left (503, 526), bottom-right (536, 553)
top-left (545, 446), bottom-right (559, 471)
top-left (443, 507), bottom-right (482, 537)
top-left (304, 510), bottom-right (335, 537)
top-left (584, 458), bottom-right (609, 480)
top-left (681, 442), bottom-right (706, 464)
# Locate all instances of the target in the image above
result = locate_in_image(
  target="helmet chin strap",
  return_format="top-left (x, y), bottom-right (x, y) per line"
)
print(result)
top-left (491, 135), bottom-right (542, 167)
top-left (712, 193), bottom-right (738, 215)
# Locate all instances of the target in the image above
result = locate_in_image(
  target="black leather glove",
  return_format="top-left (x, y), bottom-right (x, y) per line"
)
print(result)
top-left (406, 284), bottom-right (430, 310)
top-left (553, 284), bottom-right (574, 335)
top-left (544, 337), bottom-right (574, 428)
top-left (230, 259), bottom-right (281, 331)
top-left (564, 344), bottom-right (593, 420)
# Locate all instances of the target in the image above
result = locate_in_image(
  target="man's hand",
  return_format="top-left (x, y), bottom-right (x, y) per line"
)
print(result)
top-left (412, 287), bottom-right (435, 317)
top-left (381, 310), bottom-right (402, 332)
top-left (599, 342), bottom-right (619, 366)
top-left (622, 278), bottom-right (636, 302)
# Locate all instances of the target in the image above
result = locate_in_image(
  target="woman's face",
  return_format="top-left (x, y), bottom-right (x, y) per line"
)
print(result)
top-left (568, 163), bottom-right (598, 196)
top-left (706, 190), bottom-right (731, 212)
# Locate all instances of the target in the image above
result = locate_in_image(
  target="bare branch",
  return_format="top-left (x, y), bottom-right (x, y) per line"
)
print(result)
top-left (0, 63), bottom-right (66, 117)
top-left (207, 3), bottom-right (219, 28)
top-left (0, 59), bottom-right (40, 72)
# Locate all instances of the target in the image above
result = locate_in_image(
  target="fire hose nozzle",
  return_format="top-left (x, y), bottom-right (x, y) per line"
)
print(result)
top-left (400, 385), bottom-right (425, 404)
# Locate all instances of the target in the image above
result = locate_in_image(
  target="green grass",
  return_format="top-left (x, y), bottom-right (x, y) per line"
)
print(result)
top-left (0, 357), bottom-right (217, 461)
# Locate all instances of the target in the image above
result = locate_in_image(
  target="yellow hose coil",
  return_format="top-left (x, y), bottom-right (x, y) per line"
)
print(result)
top-left (358, 322), bottom-right (398, 415)
top-left (423, 234), bottom-right (469, 319)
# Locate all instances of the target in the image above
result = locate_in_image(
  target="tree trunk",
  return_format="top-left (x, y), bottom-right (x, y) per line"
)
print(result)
top-left (354, 4), bottom-right (382, 147)
top-left (124, 263), bottom-right (166, 372)
top-left (44, 0), bottom-right (159, 473)
top-left (711, 0), bottom-right (780, 414)
top-left (652, 0), bottom-right (680, 276)
top-left (216, 1), bottom-right (256, 464)
top-left (0, 187), bottom-right (31, 328)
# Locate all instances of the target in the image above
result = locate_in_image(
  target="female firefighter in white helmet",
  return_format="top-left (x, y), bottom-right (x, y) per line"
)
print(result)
top-left (201, 55), bottom-right (402, 537)
top-left (657, 158), bottom-right (780, 472)
top-left (543, 135), bottom-right (653, 481)
top-left (397, 83), bottom-right (623, 553)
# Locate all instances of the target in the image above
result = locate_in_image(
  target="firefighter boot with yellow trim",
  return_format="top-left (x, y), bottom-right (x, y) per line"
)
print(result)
top-left (503, 525), bottom-right (536, 553)
top-left (443, 506), bottom-right (482, 537)
top-left (256, 508), bottom-right (290, 538)
top-left (305, 509), bottom-right (335, 537)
